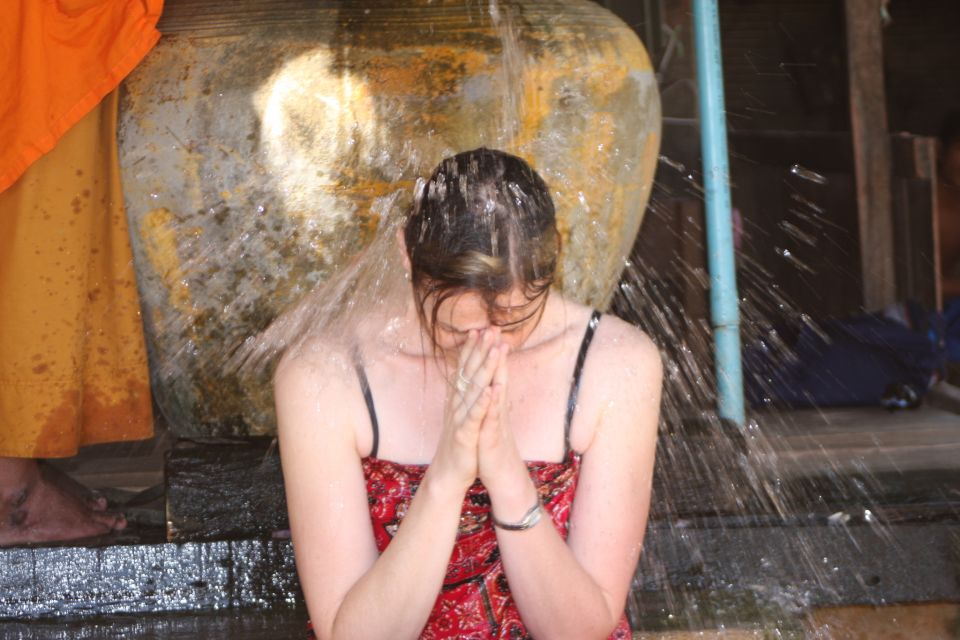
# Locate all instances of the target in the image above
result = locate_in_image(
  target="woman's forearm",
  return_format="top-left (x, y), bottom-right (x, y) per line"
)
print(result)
top-left (324, 472), bottom-right (465, 640)
top-left (499, 520), bottom-right (621, 639)
top-left (487, 467), bottom-right (623, 639)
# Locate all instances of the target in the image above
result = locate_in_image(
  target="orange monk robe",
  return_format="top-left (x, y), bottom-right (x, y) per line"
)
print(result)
top-left (0, 0), bottom-right (162, 458)
top-left (0, 0), bottom-right (163, 192)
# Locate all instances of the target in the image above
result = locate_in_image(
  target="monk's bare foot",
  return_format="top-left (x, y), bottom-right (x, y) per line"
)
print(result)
top-left (0, 457), bottom-right (125, 547)
top-left (39, 461), bottom-right (108, 511)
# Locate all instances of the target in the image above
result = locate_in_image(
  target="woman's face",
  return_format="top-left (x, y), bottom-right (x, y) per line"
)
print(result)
top-left (428, 287), bottom-right (546, 353)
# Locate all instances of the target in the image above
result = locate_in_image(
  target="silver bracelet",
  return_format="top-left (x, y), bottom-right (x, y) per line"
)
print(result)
top-left (492, 499), bottom-right (542, 531)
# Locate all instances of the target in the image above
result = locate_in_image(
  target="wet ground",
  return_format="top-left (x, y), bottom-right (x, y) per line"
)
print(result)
top-left (805, 603), bottom-right (960, 639)
top-left (1, 603), bottom-right (957, 639)
top-left (0, 608), bottom-right (309, 640)
top-left (13, 405), bottom-right (956, 638)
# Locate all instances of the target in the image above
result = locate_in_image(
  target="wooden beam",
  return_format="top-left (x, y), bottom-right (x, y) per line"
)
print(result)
top-left (890, 134), bottom-right (939, 309)
top-left (845, 0), bottom-right (896, 310)
top-left (165, 438), bottom-right (288, 542)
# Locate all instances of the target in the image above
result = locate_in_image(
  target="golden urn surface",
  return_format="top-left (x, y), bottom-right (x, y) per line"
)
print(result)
top-left (119, 0), bottom-right (661, 436)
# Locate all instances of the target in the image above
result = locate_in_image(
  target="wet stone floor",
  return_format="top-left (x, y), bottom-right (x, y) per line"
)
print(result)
top-left (1, 603), bottom-right (957, 639)
top-left (0, 608), bottom-right (310, 640)
top-left (804, 603), bottom-right (960, 639)
top-left (631, 603), bottom-right (960, 639)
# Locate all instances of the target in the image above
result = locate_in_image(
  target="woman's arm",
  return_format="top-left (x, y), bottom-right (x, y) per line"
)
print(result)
top-left (276, 353), bottom-right (459, 640)
top-left (481, 320), bottom-right (662, 639)
top-left (276, 331), bottom-right (502, 640)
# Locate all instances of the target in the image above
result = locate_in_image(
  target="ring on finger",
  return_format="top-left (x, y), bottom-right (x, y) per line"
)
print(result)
top-left (456, 369), bottom-right (471, 393)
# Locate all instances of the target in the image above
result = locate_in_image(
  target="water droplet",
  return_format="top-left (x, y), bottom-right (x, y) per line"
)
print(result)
top-left (790, 192), bottom-right (826, 213)
top-left (659, 155), bottom-right (686, 173)
top-left (778, 220), bottom-right (818, 246)
top-left (775, 247), bottom-right (817, 275)
top-left (827, 511), bottom-right (850, 526)
top-left (789, 164), bottom-right (828, 184)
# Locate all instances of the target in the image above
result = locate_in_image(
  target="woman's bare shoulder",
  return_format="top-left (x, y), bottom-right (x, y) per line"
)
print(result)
top-left (273, 336), bottom-right (356, 395)
top-left (273, 335), bottom-right (370, 458)
top-left (563, 307), bottom-right (662, 457)
top-left (589, 311), bottom-right (663, 389)
top-left (544, 296), bottom-right (660, 366)
top-left (550, 296), bottom-right (658, 359)
top-left (596, 312), bottom-right (659, 356)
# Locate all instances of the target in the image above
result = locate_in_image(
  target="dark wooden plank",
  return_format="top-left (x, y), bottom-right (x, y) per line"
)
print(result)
top-left (892, 178), bottom-right (937, 308)
top-left (47, 426), bottom-right (171, 493)
top-left (845, 0), bottom-right (897, 310)
top-left (0, 608), bottom-right (310, 640)
top-left (1, 517), bottom-right (958, 623)
top-left (0, 538), bottom-right (300, 621)
top-left (163, 406), bottom-right (959, 538)
top-left (891, 134), bottom-right (937, 180)
top-left (890, 135), bottom-right (938, 308)
top-left (165, 438), bottom-right (288, 542)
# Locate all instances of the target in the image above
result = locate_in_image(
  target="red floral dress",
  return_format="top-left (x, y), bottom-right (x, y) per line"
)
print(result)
top-left (308, 451), bottom-right (631, 639)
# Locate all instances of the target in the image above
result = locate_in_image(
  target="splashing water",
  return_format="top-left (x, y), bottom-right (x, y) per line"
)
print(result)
top-left (112, 2), bottom-right (956, 638)
top-left (790, 164), bottom-right (829, 185)
top-left (489, 0), bottom-right (526, 149)
top-left (615, 153), bottom-right (957, 636)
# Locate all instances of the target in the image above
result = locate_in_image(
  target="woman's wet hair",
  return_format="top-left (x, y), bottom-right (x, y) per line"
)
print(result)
top-left (404, 148), bottom-right (560, 349)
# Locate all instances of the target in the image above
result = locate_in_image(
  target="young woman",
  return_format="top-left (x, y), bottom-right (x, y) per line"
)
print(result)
top-left (273, 148), bottom-right (662, 639)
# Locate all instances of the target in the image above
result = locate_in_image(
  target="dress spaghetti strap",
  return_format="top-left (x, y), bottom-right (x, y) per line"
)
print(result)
top-left (352, 349), bottom-right (380, 459)
top-left (355, 309), bottom-right (602, 461)
top-left (564, 309), bottom-right (602, 456)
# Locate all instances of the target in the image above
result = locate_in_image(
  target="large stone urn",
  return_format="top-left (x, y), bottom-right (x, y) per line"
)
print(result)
top-left (119, 0), bottom-right (661, 437)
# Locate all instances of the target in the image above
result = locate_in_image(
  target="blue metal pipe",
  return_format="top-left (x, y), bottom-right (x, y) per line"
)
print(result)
top-left (692, 0), bottom-right (745, 426)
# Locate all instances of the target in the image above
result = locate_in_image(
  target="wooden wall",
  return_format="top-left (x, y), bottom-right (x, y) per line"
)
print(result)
top-left (602, 0), bottom-right (945, 324)
top-left (884, 0), bottom-right (960, 137)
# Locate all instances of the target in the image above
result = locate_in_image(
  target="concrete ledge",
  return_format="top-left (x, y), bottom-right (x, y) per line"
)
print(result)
top-left (3, 519), bottom-right (957, 621)
top-left (634, 521), bottom-right (960, 615)
top-left (0, 538), bottom-right (299, 620)
top-left (0, 608), bottom-right (309, 640)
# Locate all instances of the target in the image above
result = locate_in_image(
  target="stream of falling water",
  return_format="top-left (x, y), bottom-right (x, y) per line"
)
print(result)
top-left (481, 3), bottom-right (932, 637)
top-left (613, 146), bottom-right (956, 637)
top-left (105, 1), bottom-right (954, 637)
